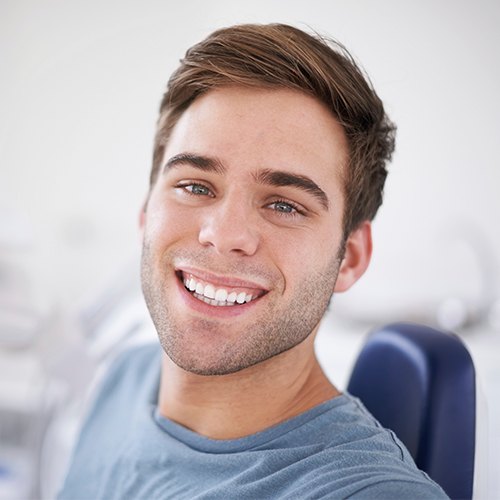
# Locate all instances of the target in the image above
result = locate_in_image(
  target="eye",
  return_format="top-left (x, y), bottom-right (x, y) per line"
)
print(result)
top-left (188, 184), bottom-right (211, 196)
top-left (272, 201), bottom-right (295, 213)
top-left (267, 199), bottom-right (304, 217)
top-left (176, 182), bottom-right (214, 198)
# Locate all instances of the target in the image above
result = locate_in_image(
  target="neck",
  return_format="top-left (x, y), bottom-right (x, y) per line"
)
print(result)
top-left (157, 333), bottom-right (340, 440)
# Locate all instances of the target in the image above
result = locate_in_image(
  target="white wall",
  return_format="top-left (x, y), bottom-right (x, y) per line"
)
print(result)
top-left (2, 0), bottom-right (499, 328)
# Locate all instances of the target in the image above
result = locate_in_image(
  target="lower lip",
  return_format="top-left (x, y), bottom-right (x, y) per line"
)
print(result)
top-left (175, 275), bottom-right (264, 318)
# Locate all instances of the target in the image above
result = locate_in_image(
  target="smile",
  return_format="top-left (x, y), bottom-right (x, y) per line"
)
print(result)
top-left (178, 271), bottom-right (267, 307)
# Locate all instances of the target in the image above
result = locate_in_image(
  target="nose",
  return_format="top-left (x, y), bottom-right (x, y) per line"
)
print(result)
top-left (198, 198), bottom-right (260, 256)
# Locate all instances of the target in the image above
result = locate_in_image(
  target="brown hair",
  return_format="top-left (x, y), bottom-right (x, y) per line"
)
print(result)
top-left (150, 23), bottom-right (396, 237)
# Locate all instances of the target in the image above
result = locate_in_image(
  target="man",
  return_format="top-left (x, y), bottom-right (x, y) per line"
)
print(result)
top-left (59, 24), bottom-right (447, 498)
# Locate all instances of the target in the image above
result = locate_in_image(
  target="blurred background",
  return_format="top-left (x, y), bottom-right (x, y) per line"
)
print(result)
top-left (1, 0), bottom-right (499, 498)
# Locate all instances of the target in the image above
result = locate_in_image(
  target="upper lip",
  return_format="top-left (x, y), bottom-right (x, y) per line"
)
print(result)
top-left (176, 266), bottom-right (270, 292)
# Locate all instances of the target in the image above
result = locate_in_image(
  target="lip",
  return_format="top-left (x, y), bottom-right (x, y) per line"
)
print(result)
top-left (176, 266), bottom-right (270, 292)
top-left (175, 271), bottom-right (267, 318)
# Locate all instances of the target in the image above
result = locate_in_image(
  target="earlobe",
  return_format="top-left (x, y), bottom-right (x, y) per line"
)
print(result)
top-left (334, 221), bottom-right (372, 293)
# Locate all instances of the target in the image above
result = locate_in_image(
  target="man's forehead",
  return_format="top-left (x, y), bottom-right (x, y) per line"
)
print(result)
top-left (162, 86), bottom-right (349, 176)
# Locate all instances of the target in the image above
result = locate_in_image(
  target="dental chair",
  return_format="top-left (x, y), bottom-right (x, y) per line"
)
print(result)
top-left (347, 322), bottom-right (482, 500)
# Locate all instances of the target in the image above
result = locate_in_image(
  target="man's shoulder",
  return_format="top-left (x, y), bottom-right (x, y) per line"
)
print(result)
top-left (278, 393), bottom-right (408, 456)
top-left (264, 395), bottom-right (449, 498)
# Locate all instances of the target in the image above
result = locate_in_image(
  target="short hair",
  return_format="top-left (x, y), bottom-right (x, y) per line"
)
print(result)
top-left (150, 23), bottom-right (396, 237)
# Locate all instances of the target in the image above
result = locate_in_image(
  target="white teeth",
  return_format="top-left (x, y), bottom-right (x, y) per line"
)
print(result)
top-left (215, 288), bottom-right (228, 301)
top-left (204, 284), bottom-right (215, 299)
top-left (184, 274), bottom-right (262, 307)
top-left (193, 292), bottom-right (235, 306)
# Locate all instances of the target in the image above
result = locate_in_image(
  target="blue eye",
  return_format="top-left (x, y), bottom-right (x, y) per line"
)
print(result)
top-left (272, 201), bottom-right (296, 213)
top-left (268, 199), bottom-right (304, 217)
top-left (188, 184), bottom-right (210, 195)
top-left (177, 182), bottom-right (214, 197)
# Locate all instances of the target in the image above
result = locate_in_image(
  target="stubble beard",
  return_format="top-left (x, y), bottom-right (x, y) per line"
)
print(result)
top-left (141, 241), bottom-right (343, 376)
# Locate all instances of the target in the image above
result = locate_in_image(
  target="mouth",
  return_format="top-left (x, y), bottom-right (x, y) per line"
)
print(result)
top-left (176, 270), bottom-right (268, 308)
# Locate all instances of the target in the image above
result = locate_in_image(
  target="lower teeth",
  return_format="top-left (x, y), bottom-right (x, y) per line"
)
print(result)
top-left (191, 290), bottom-right (237, 307)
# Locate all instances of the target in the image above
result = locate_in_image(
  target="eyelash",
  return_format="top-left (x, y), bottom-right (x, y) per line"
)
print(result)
top-left (174, 182), bottom-right (306, 218)
top-left (268, 199), bottom-right (305, 218)
top-left (176, 181), bottom-right (215, 198)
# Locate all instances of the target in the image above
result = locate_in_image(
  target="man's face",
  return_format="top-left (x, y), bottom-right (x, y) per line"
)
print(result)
top-left (141, 86), bottom-right (350, 375)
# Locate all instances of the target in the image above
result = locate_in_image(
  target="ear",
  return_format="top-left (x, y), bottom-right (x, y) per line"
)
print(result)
top-left (334, 221), bottom-right (372, 293)
top-left (138, 198), bottom-right (148, 239)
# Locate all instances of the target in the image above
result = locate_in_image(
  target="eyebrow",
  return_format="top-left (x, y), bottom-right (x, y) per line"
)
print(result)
top-left (163, 153), bottom-right (329, 211)
top-left (163, 153), bottom-right (226, 175)
top-left (254, 169), bottom-right (329, 211)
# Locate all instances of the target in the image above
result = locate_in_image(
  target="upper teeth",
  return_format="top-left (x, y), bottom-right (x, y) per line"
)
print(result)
top-left (184, 275), bottom-right (254, 306)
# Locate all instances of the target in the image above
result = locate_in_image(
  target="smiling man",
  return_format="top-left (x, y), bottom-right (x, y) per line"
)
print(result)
top-left (59, 24), bottom-right (448, 498)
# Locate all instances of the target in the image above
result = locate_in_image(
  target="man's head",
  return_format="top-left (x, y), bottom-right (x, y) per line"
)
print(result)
top-left (140, 24), bottom-right (395, 375)
top-left (149, 23), bottom-right (395, 238)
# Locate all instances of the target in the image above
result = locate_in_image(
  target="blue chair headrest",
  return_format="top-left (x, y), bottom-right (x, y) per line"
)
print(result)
top-left (347, 322), bottom-right (476, 499)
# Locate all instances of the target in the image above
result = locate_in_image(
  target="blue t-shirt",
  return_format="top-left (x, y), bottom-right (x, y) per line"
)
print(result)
top-left (58, 344), bottom-right (448, 499)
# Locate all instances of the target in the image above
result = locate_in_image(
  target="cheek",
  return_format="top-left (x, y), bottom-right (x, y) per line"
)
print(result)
top-left (262, 229), bottom-right (321, 285)
top-left (273, 226), bottom-right (340, 268)
top-left (145, 197), bottom-right (198, 248)
top-left (270, 231), bottom-right (342, 297)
